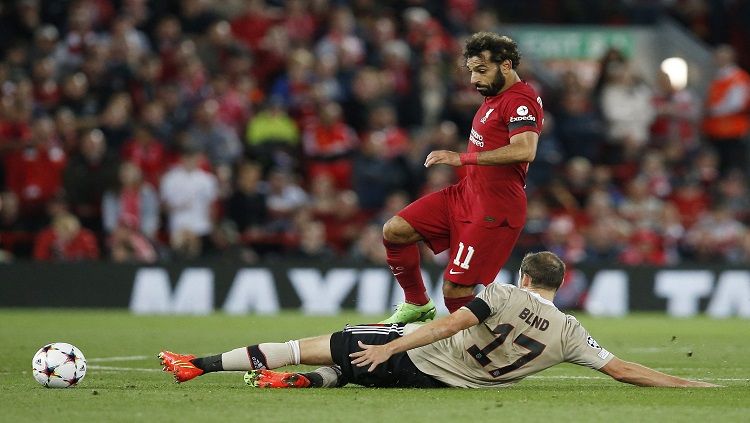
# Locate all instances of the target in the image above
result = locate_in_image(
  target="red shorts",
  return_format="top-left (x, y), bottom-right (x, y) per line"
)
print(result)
top-left (398, 187), bottom-right (522, 286)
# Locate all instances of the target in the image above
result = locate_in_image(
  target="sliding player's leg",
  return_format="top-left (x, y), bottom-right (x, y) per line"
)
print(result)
top-left (159, 334), bottom-right (337, 384)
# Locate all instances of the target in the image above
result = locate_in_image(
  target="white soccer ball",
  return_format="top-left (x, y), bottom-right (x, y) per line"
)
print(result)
top-left (32, 343), bottom-right (87, 388)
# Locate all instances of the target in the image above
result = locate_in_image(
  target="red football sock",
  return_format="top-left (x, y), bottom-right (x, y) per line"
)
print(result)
top-left (444, 295), bottom-right (475, 313)
top-left (384, 239), bottom-right (429, 305)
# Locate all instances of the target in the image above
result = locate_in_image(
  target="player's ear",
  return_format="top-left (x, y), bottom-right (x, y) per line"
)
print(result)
top-left (502, 59), bottom-right (512, 72)
top-left (519, 273), bottom-right (532, 288)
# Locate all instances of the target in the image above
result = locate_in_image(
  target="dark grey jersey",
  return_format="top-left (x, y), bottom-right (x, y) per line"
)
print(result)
top-left (406, 284), bottom-right (614, 388)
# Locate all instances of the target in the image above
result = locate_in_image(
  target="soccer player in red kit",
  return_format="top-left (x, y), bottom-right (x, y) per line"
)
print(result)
top-left (381, 32), bottom-right (543, 323)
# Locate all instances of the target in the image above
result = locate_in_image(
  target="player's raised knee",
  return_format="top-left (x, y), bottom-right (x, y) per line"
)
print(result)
top-left (383, 216), bottom-right (419, 244)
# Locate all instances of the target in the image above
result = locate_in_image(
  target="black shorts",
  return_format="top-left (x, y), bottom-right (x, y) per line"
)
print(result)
top-left (330, 323), bottom-right (447, 388)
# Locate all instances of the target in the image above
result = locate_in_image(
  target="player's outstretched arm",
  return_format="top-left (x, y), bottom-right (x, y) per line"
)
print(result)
top-left (598, 357), bottom-right (720, 388)
top-left (350, 309), bottom-right (479, 372)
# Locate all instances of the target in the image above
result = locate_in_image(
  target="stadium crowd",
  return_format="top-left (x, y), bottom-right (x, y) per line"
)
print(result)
top-left (0, 0), bottom-right (749, 266)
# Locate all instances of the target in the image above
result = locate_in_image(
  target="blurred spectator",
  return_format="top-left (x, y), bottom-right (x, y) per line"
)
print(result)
top-left (318, 190), bottom-right (368, 254)
top-left (230, 0), bottom-right (277, 52)
top-left (585, 218), bottom-right (623, 263)
top-left (516, 197), bottom-right (550, 254)
top-left (225, 161), bottom-right (268, 237)
top-left (269, 48), bottom-right (315, 116)
top-left (618, 178), bottom-right (664, 230)
top-left (265, 168), bottom-right (308, 229)
top-left (33, 213), bottom-right (99, 261)
top-left (245, 98), bottom-right (299, 171)
top-left (716, 170), bottom-right (750, 222)
top-left (4, 116), bottom-right (67, 225)
top-left (702, 45), bottom-right (750, 176)
top-left (186, 98), bottom-right (243, 167)
top-left (543, 215), bottom-right (586, 264)
top-left (651, 70), bottom-right (700, 152)
top-left (288, 219), bottom-right (336, 260)
top-left (683, 205), bottom-right (745, 262)
top-left (302, 101), bottom-right (358, 189)
top-left (637, 151), bottom-right (673, 199)
top-left (619, 228), bottom-right (667, 266)
top-left (63, 129), bottom-right (118, 230)
top-left (108, 220), bottom-right (158, 263)
top-left (600, 64), bottom-right (656, 163)
top-left (0, 191), bottom-right (33, 257)
top-left (352, 135), bottom-right (410, 211)
top-left (160, 147), bottom-right (218, 259)
top-left (556, 88), bottom-right (605, 162)
top-left (120, 125), bottom-right (167, 188)
top-left (361, 103), bottom-right (410, 160)
top-left (102, 161), bottom-right (159, 240)
top-left (349, 223), bottom-right (388, 264)
top-left (668, 177), bottom-right (711, 228)
top-left (99, 93), bottom-right (134, 152)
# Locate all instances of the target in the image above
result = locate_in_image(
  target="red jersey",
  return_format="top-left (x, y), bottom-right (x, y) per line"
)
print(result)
top-left (455, 81), bottom-right (543, 228)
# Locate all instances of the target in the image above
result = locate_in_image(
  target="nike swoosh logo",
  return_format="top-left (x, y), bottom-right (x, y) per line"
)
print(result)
top-left (393, 272), bottom-right (404, 276)
top-left (449, 269), bottom-right (464, 275)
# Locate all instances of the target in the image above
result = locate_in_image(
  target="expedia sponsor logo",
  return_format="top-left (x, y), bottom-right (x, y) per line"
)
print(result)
top-left (509, 115), bottom-right (536, 123)
top-left (469, 128), bottom-right (484, 147)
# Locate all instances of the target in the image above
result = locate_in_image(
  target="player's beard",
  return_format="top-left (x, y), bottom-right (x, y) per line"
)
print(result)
top-left (476, 71), bottom-right (505, 97)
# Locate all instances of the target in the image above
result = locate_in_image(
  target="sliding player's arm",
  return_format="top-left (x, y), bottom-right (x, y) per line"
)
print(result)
top-left (598, 357), bottom-right (720, 388)
top-left (350, 309), bottom-right (479, 372)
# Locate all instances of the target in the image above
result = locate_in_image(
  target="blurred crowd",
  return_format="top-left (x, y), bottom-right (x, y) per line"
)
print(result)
top-left (0, 0), bottom-right (749, 266)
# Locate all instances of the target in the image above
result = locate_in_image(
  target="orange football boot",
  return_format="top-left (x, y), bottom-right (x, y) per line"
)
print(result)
top-left (158, 351), bottom-right (204, 383)
top-left (244, 369), bottom-right (311, 388)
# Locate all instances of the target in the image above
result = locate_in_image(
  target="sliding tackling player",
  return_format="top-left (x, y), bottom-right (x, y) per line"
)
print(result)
top-left (159, 251), bottom-right (717, 389)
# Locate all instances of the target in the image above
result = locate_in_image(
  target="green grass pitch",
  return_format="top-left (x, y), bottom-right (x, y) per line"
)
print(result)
top-left (1, 310), bottom-right (748, 422)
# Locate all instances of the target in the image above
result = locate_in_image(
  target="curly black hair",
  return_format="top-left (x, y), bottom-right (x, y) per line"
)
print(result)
top-left (463, 32), bottom-right (521, 69)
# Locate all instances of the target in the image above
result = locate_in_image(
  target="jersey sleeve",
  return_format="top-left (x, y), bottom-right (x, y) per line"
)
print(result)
top-left (503, 94), bottom-right (542, 138)
top-left (562, 316), bottom-right (615, 370)
top-left (461, 283), bottom-right (512, 323)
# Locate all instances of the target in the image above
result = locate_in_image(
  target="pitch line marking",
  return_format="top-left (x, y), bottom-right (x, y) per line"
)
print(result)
top-left (88, 365), bottom-right (162, 372)
top-left (88, 355), bottom-right (151, 363)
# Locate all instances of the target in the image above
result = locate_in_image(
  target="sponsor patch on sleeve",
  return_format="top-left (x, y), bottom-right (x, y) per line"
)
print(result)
top-left (586, 336), bottom-right (601, 349)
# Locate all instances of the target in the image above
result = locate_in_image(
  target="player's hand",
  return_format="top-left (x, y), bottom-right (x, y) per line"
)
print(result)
top-left (424, 150), bottom-right (461, 168)
top-left (349, 341), bottom-right (392, 372)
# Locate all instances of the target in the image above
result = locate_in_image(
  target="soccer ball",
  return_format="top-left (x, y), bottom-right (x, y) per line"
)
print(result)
top-left (32, 343), bottom-right (87, 388)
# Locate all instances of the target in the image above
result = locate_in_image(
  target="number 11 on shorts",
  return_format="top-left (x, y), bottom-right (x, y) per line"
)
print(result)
top-left (453, 242), bottom-right (475, 269)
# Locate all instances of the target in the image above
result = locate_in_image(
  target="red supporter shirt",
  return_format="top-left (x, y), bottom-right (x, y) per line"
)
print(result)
top-left (33, 228), bottom-right (100, 261)
top-left (456, 81), bottom-right (543, 228)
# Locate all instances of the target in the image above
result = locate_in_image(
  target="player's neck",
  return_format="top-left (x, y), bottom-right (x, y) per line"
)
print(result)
top-left (499, 72), bottom-right (521, 94)
top-left (523, 287), bottom-right (556, 303)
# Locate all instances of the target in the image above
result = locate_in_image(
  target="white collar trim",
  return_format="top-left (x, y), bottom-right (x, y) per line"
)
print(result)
top-left (522, 289), bottom-right (556, 307)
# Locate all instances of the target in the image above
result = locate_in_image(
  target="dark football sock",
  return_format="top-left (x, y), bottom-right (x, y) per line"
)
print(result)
top-left (190, 354), bottom-right (223, 373)
top-left (301, 366), bottom-right (345, 388)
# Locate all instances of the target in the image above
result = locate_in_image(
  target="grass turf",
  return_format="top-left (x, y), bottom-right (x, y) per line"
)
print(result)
top-left (0, 310), bottom-right (747, 422)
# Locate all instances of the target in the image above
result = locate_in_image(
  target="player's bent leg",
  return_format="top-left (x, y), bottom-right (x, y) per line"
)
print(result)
top-left (383, 216), bottom-right (423, 244)
top-left (382, 216), bottom-right (435, 321)
top-left (442, 281), bottom-right (477, 313)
